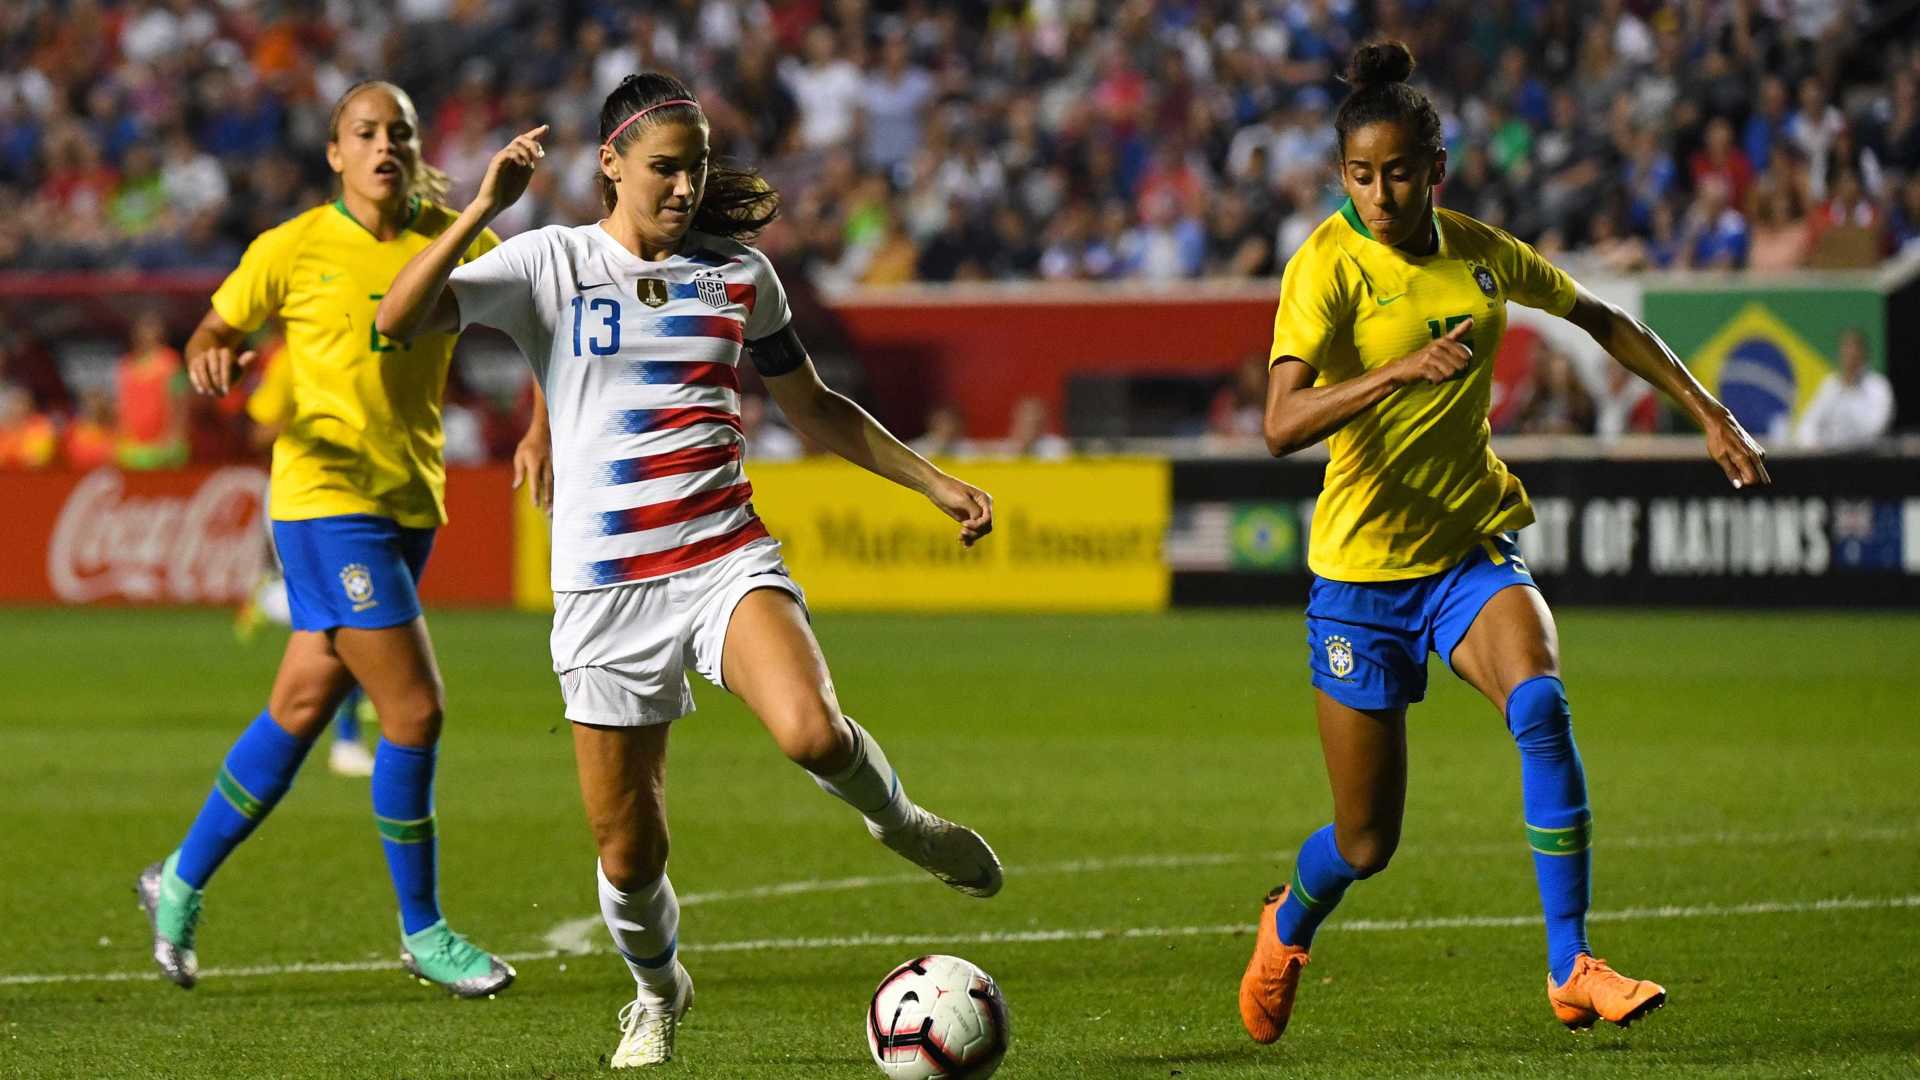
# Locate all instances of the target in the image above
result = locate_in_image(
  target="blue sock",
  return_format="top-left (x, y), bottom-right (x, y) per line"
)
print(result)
top-left (175, 710), bottom-right (314, 889)
top-left (333, 687), bottom-right (363, 744)
top-left (1272, 824), bottom-right (1367, 949)
top-left (1507, 675), bottom-right (1592, 984)
top-left (372, 739), bottom-right (442, 934)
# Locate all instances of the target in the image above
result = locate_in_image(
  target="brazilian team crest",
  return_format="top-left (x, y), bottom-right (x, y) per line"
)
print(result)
top-left (636, 278), bottom-right (669, 308)
top-left (1324, 635), bottom-right (1354, 679)
top-left (1471, 264), bottom-right (1499, 299)
top-left (339, 564), bottom-right (376, 610)
top-left (694, 271), bottom-right (729, 308)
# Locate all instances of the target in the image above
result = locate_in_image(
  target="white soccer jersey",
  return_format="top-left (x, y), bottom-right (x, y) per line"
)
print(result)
top-left (449, 223), bottom-right (791, 591)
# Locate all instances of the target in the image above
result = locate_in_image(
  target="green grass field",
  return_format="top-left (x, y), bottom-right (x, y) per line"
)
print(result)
top-left (1, 607), bottom-right (1916, 1079)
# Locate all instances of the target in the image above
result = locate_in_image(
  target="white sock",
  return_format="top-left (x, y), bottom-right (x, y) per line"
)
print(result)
top-left (596, 860), bottom-right (681, 1004)
top-left (811, 716), bottom-right (912, 832)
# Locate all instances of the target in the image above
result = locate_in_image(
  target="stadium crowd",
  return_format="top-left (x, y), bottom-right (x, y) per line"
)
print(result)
top-left (0, 0), bottom-right (1912, 466)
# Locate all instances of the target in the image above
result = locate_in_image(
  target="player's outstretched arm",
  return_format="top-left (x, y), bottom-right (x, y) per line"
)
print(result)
top-left (184, 308), bottom-right (258, 396)
top-left (758, 331), bottom-right (991, 547)
top-left (376, 124), bottom-right (547, 342)
top-left (1562, 284), bottom-right (1770, 489)
top-left (1263, 317), bottom-right (1476, 456)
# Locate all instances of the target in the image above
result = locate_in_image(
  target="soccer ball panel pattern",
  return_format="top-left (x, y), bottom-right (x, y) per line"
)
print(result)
top-left (866, 954), bottom-right (1009, 1079)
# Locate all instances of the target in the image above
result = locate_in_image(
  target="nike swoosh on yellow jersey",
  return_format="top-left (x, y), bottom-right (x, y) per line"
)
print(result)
top-left (1375, 293), bottom-right (1405, 306)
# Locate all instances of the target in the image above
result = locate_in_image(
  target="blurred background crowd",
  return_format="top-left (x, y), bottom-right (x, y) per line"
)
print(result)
top-left (0, 0), bottom-right (1910, 469)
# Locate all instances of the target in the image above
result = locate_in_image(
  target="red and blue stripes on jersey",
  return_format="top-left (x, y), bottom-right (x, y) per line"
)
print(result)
top-left (616, 360), bottom-right (741, 391)
top-left (583, 518), bottom-right (771, 587)
top-left (598, 480), bottom-right (755, 537)
top-left (594, 442), bottom-right (742, 488)
top-left (605, 405), bottom-right (743, 437)
top-left (644, 315), bottom-right (743, 342)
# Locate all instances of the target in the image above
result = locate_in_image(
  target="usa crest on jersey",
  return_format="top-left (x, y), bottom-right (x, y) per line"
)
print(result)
top-left (694, 271), bottom-right (728, 308)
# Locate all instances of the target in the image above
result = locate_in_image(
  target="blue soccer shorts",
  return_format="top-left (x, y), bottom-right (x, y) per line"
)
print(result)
top-left (271, 514), bottom-right (436, 633)
top-left (1304, 533), bottom-right (1537, 711)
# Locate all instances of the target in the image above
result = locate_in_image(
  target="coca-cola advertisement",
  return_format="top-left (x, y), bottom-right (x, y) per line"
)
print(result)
top-left (0, 467), bottom-right (519, 606)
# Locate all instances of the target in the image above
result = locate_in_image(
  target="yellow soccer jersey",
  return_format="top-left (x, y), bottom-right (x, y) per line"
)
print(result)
top-left (244, 344), bottom-right (294, 431)
top-left (1270, 201), bottom-right (1577, 581)
top-left (211, 199), bottom-right (499, 528)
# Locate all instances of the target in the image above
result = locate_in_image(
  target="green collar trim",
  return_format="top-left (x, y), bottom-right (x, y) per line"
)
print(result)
top-left (1338, 197), bottom-right (1372, 239)
top-left (1337, 197), bottom-right (1442, 255)
top-left (332, 195), bottom-right (421, 239)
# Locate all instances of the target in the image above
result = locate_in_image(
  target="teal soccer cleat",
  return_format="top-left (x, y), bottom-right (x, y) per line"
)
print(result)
top-left (399, 919), bottom-right (516, 998)
top-left (134, 852), bottom-right (202, 989)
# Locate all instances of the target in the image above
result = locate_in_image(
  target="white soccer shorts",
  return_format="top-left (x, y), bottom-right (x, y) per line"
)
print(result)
top-left (550, 537), bottom-right (807, 727)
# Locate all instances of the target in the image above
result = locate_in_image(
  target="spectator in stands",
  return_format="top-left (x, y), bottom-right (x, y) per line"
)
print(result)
top-left (1746, 174), bottom-right (1813, 271)
top-left (0, 384), bottom-right (56, 469)
top-left (912, 403), bottom-right (975, 459)
top-left (1517, 347), bottom-right (1596, 436)
top-left (1745, 74), bottom-right (1793, 174)
top-left (1789, 75), bottom-right (1847, 200)
top-left (1795, 328), bottom-right (1894, 450)
top-left (1592, 364), bottom-right (1658, 442)
top-left (783, 24), bottom-right (863, 153)
top-left (1208, 353), bottom-right (1269, 443)
top-left (995, 396), bottom-right (1070, 460)
top-left (1680, 176), bottom-right (1749, 270)
top-left (1690, 117), bottom-right (1755, 213)
top-left (1807, 164), bottom-right (1886, 266)
top-left (114, 311), bottom-right (188, 469)
top-left (860, 33), bottom-right (933, 183)
top-left (62, 388), bottom-right (116, 470)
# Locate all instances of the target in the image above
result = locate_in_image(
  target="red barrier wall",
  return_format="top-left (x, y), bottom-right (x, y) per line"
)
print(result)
top-left (828, 283), bottom-right (1279, 436)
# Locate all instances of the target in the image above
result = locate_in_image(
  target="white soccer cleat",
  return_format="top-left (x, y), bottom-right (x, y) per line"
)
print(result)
top-left (871, 804), bottom-right (1004, 898)
top-left (611, 963), bottom-right (694, 1068)
top-left (328, 739), bottom-right (375, 778)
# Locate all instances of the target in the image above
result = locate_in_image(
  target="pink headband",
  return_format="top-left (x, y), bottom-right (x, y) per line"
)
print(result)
top-left (602, 98), bottom-right (700, 150)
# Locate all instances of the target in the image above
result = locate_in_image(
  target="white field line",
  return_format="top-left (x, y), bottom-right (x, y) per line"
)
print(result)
top-left (5, 893), bottom-right (1915, 989)
top-left (534, 822), bottom-right (1918, 952)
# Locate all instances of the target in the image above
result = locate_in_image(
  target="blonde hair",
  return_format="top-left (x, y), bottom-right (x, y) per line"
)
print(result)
top-left (327, 80), bottom-right (451, 204)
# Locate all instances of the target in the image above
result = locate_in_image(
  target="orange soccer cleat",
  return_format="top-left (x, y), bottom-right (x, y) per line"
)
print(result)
top-left (1547, 954), bottom-right (1667, 1030)
top-left (1238, 885), bottom-right (1312, 1044)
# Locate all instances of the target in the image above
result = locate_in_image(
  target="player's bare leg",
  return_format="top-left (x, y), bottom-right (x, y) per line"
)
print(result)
top-left (722, 588), bottom-right (1002, 897)
top-left (575, 722), bottom-right (691, 1067)
top-left (1242, 695), bottom-right (1406, 1041)
top-left (334, 620), bottom-right (513, 997)
top-left (1451, 585), bottom-right (1664, 1028)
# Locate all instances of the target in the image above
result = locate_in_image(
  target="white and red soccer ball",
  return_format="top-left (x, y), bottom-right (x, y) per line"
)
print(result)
top-left (865, 955), bottom-right (1009, 1079)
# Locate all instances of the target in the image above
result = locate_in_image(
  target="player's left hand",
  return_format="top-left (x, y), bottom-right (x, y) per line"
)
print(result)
top-left (512, 430), bottom-right (553, 513)
top-left (927, 474), bottom-right (993, 547)
top-left (1704, 407), bottom-right (1770, 489)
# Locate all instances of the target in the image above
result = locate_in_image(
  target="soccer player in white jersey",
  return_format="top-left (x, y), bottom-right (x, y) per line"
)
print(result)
top-left (376, 72), bottom-right (1003, 1068)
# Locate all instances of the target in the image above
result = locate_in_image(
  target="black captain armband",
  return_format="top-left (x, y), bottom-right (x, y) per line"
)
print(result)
top-left (745, 324), bottom-right (809, 377)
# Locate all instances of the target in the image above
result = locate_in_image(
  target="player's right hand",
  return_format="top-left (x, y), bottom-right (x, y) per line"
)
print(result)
top-left (187, 346), bottom-right (258, 396)
top-left (1392, 317), bottom-right (1475, 386)
top-left (473, 125), bottom-right (549, 216)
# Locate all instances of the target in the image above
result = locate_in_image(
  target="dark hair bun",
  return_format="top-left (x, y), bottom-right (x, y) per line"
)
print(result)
top-left (1347, 40), bottom-right (1415, 91)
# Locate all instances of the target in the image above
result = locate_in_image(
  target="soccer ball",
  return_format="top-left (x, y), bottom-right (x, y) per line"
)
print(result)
top-left (865, 954), bottom-right (1009, 1079)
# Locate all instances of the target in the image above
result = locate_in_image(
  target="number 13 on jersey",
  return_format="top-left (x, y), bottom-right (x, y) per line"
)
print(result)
top-left (572, 295), bottom-right (622, 356)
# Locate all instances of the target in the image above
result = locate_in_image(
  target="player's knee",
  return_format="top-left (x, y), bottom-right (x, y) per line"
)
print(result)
top-left (598, 827), bottom-right (670, 890)
top-left (267, 684), bottom-right (340, 740)
top-left (1506, 675), bottom-right (1573, 758)
top-left (1337, 831), bottom-right (1398, 878)
top-left (771, 699), bottom-right (848, 772)
top-left (377, 695), bottom-right (444, 747)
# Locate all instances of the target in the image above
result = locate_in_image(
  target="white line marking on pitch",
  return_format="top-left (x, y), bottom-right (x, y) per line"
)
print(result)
top-left (5, 893), bottom-right (1913, 988)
